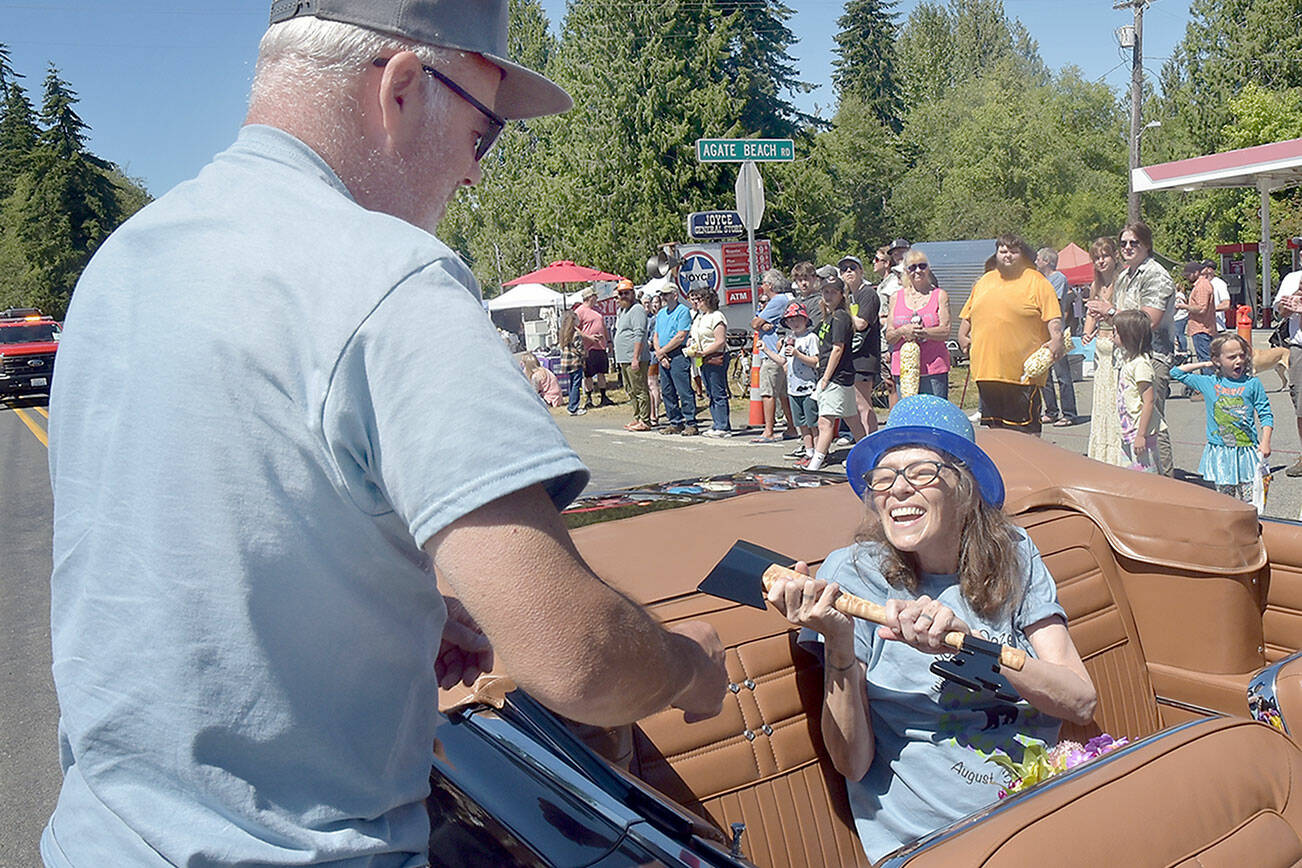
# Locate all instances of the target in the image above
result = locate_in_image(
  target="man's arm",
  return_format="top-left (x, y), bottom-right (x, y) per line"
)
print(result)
top-left (428, 483), bottom-right (727, 726)
top-left (957, 317), bottom-right (972, 352)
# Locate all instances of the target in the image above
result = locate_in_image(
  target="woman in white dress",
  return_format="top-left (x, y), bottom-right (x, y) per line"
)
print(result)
top-left (1082, 237), bottom-right (1124, 465)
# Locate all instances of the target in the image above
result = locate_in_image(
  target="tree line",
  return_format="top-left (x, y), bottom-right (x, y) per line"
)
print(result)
top-left (0, 44), bottom-right (149, 319)
top-left (445, 0), bottom-right (1302, 294)
top-left (2, 1), bottom-right (1299, 316)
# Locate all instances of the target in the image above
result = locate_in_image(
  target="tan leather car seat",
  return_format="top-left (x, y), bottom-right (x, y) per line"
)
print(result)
top-left (886, 717), bottom-right (1302, 867)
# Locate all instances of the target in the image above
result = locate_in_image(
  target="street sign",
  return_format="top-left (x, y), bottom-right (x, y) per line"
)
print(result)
top-left (735, 162), bottom-right (765, 231)
top-left (696, 138), bottom-right (795, 163)
top-left (687, 210), bottom-right (746, 240)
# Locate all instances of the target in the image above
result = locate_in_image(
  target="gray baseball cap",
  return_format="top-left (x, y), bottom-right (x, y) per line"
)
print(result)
top-left (268, 0), bottom-right (572, 120)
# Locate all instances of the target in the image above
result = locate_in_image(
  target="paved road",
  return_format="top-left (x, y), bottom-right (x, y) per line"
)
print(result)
top-left (0, 398), bottom-right (58, 865)
top-left (6, 338), bottom-right (1299, 861)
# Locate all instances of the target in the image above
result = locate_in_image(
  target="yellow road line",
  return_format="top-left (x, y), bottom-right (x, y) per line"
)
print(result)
top-left (34, 406), bottom-right (48, 418)
top-left (12, 407), bottom-right (49, 447)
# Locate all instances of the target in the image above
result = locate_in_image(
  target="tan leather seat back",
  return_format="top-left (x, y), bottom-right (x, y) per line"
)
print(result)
top-left (1014, 508), bottom-right (1162, 743)
top-left (892, 718), bottom-right (1302, 867)
top-left (628, 598), bottom-right (872, 868)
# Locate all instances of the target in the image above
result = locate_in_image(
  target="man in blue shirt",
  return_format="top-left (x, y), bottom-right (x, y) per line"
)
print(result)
top-left (653, 284), bottom-right (698, 435)
top-left (42, 3), bottom-right (726, 865)
top-left (749, 268), bottom-right (798, 443)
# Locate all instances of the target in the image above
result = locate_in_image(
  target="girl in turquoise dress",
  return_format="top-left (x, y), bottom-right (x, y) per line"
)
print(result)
top-left (1171, 333), bottom-right (1273, 502)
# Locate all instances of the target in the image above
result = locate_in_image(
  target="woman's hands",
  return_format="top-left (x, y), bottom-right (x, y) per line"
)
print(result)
top-left (878, 595), bottom-right (970, 655)
top-left (766, 567), bottom-right (854, 644)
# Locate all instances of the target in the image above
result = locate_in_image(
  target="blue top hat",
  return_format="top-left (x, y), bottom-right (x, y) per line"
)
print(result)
top-left (845, 395), bottom-right (1005, 508)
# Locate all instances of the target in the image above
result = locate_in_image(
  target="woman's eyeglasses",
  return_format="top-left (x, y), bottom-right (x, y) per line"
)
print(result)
top-left (906, 263), bottom-right (929, 273)
top-left (864, 460), bottom-right (955, 492)
top-left (1118, 239), bottom-right (1142, 249)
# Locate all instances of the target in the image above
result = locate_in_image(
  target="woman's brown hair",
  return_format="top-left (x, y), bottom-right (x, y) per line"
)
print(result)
top-left (852, 457), bottom-right (1022, 618)
top-left (1089, 236), bottom-right (1118, 301)
top-left (559, 310), bottom-right (578, 345)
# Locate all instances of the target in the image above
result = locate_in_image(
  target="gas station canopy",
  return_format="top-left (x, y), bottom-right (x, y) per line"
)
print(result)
top-left (1132, 137), bottom-right (1302, 194)
top-left (1132, 137), bottom-right (1302, 303)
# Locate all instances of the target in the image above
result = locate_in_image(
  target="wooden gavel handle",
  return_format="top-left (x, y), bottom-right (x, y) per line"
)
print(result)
top-left (761, 564), bottom-right (1027, 671)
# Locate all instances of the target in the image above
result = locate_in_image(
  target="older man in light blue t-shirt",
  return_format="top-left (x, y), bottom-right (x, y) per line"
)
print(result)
top-left (42, 4), bottom-right (726, 866)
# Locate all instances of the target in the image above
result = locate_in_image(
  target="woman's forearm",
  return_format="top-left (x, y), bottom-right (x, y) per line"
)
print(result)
top-left (1003, 657), bottom-right (1097, 725)
top-left (820, 638), bottom-right (874, 780)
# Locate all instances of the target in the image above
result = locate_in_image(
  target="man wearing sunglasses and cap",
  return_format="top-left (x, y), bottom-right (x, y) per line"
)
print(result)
top-left (42, 3), bottom-right (727, 865)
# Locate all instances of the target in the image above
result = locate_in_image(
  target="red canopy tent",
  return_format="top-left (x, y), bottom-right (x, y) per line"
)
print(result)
top-left (504, 260), bottom-right (624, 286)
top-left (1056, 242), bottom-right (1094, 286)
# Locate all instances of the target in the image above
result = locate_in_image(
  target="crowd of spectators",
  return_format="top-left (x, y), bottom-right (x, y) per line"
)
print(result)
top-left (522, 225), bottom-right (1302, 508)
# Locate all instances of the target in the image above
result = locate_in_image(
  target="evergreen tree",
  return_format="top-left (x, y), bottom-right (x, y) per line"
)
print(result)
top-left (40, 64), bottom-right (91, 158)
top-left (832, 0), bottom-right (904, 132)
top-left (0, 42), bottom-right (19, 91)
top-left (716, 0), bottom-right (816, 136)
top-left (0, 63), bottom-right (124, 312)
top-left (0, 82), bottom-right (40, 198)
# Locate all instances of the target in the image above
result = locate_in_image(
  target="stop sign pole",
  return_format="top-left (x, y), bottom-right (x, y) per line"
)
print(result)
top-left (735, 160), bottom-right (765, 301)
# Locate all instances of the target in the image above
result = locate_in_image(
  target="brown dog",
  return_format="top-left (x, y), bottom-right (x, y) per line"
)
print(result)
top-left (1253, 346), bottom-right (1290, 391)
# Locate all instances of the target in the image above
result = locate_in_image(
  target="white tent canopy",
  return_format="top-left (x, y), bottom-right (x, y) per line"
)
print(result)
top-left (486, 283), bottom-right (563, 311)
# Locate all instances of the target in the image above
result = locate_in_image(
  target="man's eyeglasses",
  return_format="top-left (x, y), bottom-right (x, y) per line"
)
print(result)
top-left (1118, 239), bottom-right (1142, 249)
top-left (906, 263), bottom-right (929, 273)
top-left (840, 264), bottom-right (861, 272)
top-left (864, 460), bottom-right (955, 492)
top-left (373, 57), bottom-right (505, 160)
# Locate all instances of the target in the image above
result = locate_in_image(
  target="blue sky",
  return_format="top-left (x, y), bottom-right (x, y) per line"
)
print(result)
top-left (3, 1), bottom-right (1191, 196)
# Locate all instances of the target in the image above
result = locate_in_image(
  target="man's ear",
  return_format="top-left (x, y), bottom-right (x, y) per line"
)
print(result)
top-left (375, 50), bottom-right (427, 150)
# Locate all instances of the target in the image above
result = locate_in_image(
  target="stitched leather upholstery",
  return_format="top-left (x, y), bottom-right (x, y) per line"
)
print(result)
top-left (887, 718), bottom-right (1302, 867)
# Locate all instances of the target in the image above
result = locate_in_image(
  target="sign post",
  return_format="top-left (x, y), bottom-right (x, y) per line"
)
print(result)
top-left (735, 160), bottom-right (765, 303)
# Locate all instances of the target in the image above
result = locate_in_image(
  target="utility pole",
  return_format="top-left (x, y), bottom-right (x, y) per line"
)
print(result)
top-left (1116, 0), bottom-right (1149, 224)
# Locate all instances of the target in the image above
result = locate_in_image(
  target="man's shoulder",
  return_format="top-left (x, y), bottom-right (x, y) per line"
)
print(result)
top-left (759, 293), bottom-right (791, 320)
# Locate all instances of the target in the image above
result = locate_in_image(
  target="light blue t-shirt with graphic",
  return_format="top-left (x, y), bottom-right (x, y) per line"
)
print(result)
top-left (799, 529), bottom-right (1066, 863)
top-left (43, 125), bottom-right (587, 866)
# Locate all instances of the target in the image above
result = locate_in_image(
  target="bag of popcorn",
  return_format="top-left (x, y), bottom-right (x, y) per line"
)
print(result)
top-left (1021, 346), bottom-right (1053, 383)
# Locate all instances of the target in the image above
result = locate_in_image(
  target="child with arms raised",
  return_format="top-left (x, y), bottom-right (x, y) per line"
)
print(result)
top-left (1171, 332), bottom-right (1273, 502)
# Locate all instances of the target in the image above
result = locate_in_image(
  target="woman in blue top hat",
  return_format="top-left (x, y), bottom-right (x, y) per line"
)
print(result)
top-left (767, 394), bottom-right (1097, 863)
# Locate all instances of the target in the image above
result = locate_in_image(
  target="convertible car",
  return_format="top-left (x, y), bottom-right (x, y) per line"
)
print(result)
top-left (433, 431), bottom-right (1302, 867)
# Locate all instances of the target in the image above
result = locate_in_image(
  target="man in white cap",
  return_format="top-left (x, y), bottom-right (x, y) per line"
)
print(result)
top-left (42, 3), bottom-right (726, 864)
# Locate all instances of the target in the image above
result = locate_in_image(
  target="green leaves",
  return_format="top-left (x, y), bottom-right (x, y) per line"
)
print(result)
top-left (0, 48), bottom-right (149, 317)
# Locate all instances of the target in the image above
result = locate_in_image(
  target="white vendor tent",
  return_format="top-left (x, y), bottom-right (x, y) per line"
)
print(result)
top-left (486, 283), bottom-right (564, 310)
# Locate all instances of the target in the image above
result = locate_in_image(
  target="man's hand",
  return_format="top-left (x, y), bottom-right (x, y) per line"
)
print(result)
top-left (667, 620), bottom-right (727, 723)
top-left (630, 357), bottom-right (641, 372)
top-left (436, 596), bottom-right (494, 689)
top-left (1084, 297), bottom-right (1112, 317)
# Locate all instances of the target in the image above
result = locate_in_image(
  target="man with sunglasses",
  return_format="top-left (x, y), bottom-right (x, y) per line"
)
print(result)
top-left (1113, 221), bottom-right (1177, 475)
top-left (42, 3), bottom-right (728, 865)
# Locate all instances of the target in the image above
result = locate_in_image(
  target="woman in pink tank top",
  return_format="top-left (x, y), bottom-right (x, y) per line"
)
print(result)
top-left (883, 250), bottom-right (952, 398)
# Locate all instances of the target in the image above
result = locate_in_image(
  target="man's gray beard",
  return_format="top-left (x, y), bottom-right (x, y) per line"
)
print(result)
top-left (330, 91), bottom-right (457, 235)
